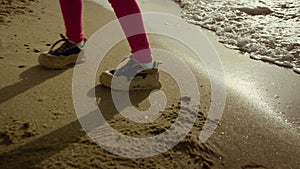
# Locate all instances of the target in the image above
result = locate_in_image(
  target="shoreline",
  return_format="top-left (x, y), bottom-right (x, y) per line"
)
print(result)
top-left (173, 0), bottom-right (300, 75)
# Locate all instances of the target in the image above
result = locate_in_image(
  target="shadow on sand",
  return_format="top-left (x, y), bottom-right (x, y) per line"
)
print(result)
top-left (0, 84), bottom-right (152, 169)
top-left (0, 65), bottom-right (65, 104)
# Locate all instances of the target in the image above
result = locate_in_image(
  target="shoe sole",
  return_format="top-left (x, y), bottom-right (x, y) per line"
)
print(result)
top-left (38, 53), bottom-right (84, 69)
top-left (100, 70), bottom-right (162, 91)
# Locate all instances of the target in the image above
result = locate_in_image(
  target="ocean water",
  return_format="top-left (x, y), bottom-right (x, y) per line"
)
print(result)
top-left (173, 0), bottom-right (300, 74)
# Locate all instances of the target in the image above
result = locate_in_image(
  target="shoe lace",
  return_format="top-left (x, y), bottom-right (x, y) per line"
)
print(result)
top-left (49, 34), bottom-right (77, 53)
top-left (116, 56), bottom-right (141, 74)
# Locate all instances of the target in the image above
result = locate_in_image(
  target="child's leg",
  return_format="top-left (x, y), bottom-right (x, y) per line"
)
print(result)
top-left (59, 0), bottom-right (85, 43)
top-left (108, 0), bottom-right (153, 63)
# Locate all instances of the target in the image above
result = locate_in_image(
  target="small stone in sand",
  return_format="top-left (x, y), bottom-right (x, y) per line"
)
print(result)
top-left (46, 43), bottom-right (51, 46)
top-left (33, 48), bottom-right (40, 53)
top-left (0, 57), bottom-right (4, 59)
top-left (18, 65), bottom-right (26, 68)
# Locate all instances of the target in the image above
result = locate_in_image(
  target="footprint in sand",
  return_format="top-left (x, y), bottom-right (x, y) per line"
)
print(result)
top-left (235, 6), bottom-right (273, 15)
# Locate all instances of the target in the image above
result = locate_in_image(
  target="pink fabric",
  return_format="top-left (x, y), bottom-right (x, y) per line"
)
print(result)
top-left (59, 0), bottom-right (152, 63)
top-left (59, 0), bottom-right (84, 43)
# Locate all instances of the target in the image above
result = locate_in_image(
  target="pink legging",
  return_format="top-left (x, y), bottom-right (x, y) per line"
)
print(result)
top-left (59, 0), bottom-right (152, 63)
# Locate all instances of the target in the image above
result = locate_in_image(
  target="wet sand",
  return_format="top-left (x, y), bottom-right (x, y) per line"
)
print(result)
top-left (0, 0), bottom-right (299, 169)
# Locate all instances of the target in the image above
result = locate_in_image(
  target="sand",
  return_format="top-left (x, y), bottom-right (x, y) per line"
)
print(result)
top-left (0, 0), bottom-right (299, 169)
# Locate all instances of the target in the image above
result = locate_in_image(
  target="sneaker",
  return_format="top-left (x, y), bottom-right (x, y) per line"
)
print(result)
top-left (38, 34), bottom-right (86, 69)
top-left (100, 57), bottom-right (162, 91)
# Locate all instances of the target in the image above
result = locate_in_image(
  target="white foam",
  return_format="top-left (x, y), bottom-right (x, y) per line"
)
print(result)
top-left (174, 0), bottom-right (300, 74)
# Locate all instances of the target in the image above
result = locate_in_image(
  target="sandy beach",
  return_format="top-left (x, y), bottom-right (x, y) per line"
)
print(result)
top-left (0, 0), bottom-right (299, 169)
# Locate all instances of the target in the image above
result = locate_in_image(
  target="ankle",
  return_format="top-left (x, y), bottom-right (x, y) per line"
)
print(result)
top-left (69, 40), bottom-right (85, 48)
top-left (139, 61), bottom-right (154, 69)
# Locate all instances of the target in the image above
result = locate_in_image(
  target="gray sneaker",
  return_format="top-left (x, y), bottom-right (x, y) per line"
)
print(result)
top-left (38, 34), bottom-right (86, 69)
top-left (100, 57), bottom-right (162, 91)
